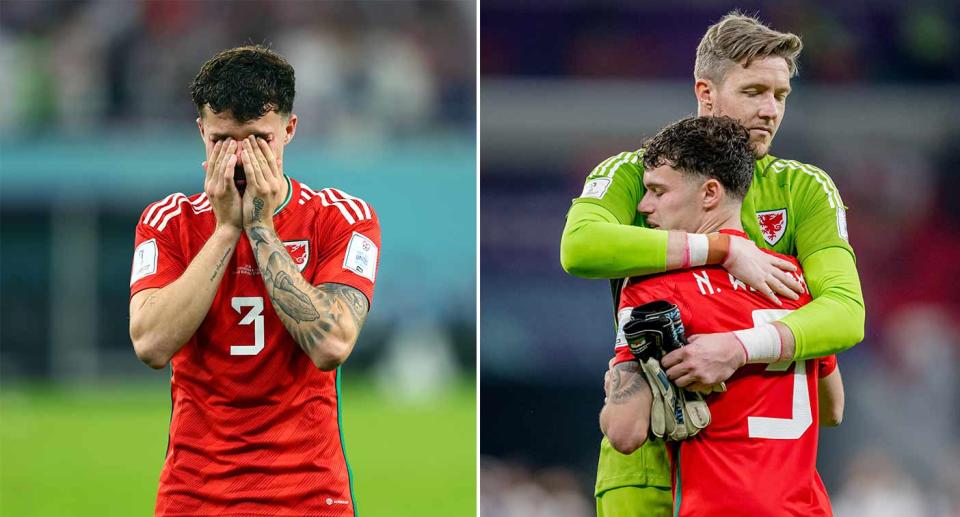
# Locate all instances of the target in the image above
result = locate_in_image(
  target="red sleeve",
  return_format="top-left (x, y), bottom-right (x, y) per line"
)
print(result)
top-left (130, 200), bottom-right (187, 297)
top-left (817, 354), bottom-right (838, 378)
top-left (310, 201), bottom-right (381, 306)
top-left (613, 274), bottom-right (685, 365)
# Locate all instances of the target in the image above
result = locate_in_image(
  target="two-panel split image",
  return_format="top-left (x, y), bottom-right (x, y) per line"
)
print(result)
top-left (1, 1), bottom-right (957, 516)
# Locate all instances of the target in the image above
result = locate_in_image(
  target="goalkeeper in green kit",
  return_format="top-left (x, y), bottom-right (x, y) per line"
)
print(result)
top-left (559, 12), bottom-right (866, 516)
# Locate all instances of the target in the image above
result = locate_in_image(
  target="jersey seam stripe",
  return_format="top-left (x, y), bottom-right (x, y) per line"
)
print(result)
top-left (149, 194), bottom-right (188, 227)
top-left (157, 206), bottom-right (183, 231)
top-left (190, 193), bottom-right (207, 206)
top-left (772, 159), bottom-right (838, 209)
top-left (599, 152), bottom-right (630, 177)
top-left (589, 155), bottom-right (619, 178)
top-left (794, 161), bottom-right (844, 207)
top-left (608, 151), bottom-right (640, 183)
top-left (320, 190), bottom-right (359, 224)
top-left (673, 446), bottom-right (682, 517)
top-left (325, 188), bottom-right (365, 220)
top-left (149, 194), bottom-right (188, 226)
top-left (331, 188), bottom-right (372, 219)
top-left (157, 198), bottom-right (211, 231)
top-left (143, 193), bottom-right (179, 225)
top-left (143, 193), bottom-right (178, 224)
top-left (772, 158), bottom-right (844, 208)
top-left (597, 152), bottom-right (626, 177)
top-left (317, 190), bottom-right (357, 224)
top-left (791, 161), bottom-right (841, 209)
top-left (336, 367), bottom-right (358, 516)
top-left (333, 188), bottom-right (372, 219)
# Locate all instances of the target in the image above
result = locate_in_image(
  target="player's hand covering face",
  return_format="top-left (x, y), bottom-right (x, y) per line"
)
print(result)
top-left (702, 56), bottom-right (791, 158)
top-left (241, 135), bottom-right (286, 227)
top-left (197, 108), bottom-right (295, 197)
top-left (202, 138), bottom-right (243, 231)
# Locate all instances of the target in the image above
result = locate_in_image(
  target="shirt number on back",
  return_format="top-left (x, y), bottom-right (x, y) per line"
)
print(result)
top-left (745, 309), bottom-right (812, 440)
top-left (231, 297), bottom-right (264, 356)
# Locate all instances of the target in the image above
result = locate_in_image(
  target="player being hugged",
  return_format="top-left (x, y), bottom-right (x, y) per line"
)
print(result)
top-left (599, 116), bottom-right (843, 516)
top-left (560, 12), bottom-right (864, 516)
top-left (128, 45), bottom-right (380, 516)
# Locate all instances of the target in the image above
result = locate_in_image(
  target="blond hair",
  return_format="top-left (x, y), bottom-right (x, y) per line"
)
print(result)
top-left (694, 11), bottom-right (802, 83)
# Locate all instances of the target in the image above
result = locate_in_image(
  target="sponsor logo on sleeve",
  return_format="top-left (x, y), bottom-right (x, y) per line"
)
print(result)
top-left (283, 240), bottom-right (310, 272)
top-left (130, 239), bottom-right (158, 286)
top-left (581, 177), bottom-right (612, 199)
top-left (343, 232), bottom-right (378, 282)
top-left (756, 209), bottom-right (788, 246)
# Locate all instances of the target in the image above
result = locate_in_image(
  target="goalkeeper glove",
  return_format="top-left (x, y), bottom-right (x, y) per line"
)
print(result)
top-left (623, 300), bottom-right (712, 441)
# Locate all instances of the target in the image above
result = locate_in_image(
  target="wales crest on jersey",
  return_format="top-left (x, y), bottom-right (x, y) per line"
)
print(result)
top-left (757, 209), bottom-right (787, 246)
top-left (283, 240), bottom-right (310, 272)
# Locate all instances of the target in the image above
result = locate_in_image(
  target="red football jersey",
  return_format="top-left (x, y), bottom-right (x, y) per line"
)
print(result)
top-left (130, 177), bottom-right (380, 517)
top-left (613, 230), bottom-right (835, 517)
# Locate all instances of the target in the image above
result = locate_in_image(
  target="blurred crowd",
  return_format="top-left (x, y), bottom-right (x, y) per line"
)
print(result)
top-left (0, 0), bottom-right (474, 138)
top-left (483, 1), bottom-right (959, 83)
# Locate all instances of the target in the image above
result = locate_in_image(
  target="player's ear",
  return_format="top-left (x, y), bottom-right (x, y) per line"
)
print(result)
top-left (701, 178), bottom-right (723, 209)
top-left (695, 79), bottom-right (714, 115)
top-left (283, 113), bottom-right (298, 145)
top-left (196, 117), bottom-right (204, 138)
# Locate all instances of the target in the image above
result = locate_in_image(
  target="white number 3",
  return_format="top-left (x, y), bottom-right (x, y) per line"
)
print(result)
top-left (231, 297), bottom-right (265, 356)
top-left (746, 309), bottom-right (812, 440)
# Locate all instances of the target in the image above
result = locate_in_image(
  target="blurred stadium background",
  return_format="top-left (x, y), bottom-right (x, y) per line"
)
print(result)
top-left (0, 1), bottom-right (475, 515)
top-left (481, 2), bottom-right (960, 516)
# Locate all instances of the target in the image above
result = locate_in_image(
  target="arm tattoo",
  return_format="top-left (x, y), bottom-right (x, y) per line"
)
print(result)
top-left (210, 246), bottom-right (233, 282)
top-left (252, 197), bottom-right (265, 223)
top-left (609, 362), bottom-right (649, 405)
top-left (247, 226), bottom-right (370, 355)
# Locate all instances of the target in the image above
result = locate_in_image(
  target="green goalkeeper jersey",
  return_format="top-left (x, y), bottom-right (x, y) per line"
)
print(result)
top-left (563, 150), bottom-right (866, 497)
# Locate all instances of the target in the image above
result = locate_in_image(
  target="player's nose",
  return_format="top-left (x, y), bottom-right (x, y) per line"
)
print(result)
top-left (638, 197), bottom-right (654, 216)
top-left (757, 94), bottom-right (778, 120)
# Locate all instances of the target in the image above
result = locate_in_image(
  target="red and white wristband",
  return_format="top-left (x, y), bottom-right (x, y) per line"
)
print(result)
top-left (732, 324), bottom-right (782, 363)
top-left (681, 232), bottom-right (732, 269)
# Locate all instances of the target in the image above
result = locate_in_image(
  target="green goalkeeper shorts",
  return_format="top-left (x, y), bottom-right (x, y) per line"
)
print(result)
top-left (595, 436), bottom-right (673, 517)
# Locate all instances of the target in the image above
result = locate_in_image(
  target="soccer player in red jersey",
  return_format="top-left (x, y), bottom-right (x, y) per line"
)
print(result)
top-left (600, 116), bottom-right (843, 516)
top-left (128, 46), bottom-right (379, 516)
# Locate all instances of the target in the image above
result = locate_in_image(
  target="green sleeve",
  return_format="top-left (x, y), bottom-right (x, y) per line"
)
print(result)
top-left (781, 246), bottom-right (865, 359)
top-left (560, 151), bottom-right (670, 278)
top-left (561, 202), bottom-right (669, 279)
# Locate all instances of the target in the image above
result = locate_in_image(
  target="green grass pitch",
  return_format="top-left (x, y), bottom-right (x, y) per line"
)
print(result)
top-left (0, 377), bottom-right (475, 516)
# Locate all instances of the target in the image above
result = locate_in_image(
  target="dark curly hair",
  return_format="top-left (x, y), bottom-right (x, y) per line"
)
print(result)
top-left (190, 45), bottom-right (295, 123)
top-left (642, 116), bottom-right (754, 200)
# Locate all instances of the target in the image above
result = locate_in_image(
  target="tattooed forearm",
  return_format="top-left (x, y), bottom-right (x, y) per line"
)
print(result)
top-left (319, 283), bottom-right (369, 327)
top-left (209, 246), bottom-right (233, 282)
top-left (609, 363), bottom-right (649, 405)
top-left (270, 259), bottom-right (321, 322)
top-left (246, 225), bottom-right (370, 359)
top-left (252, 197), bottom-right (265, 223)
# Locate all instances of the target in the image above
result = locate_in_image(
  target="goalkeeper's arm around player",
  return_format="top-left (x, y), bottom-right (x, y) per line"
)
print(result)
top-left (129, 139), bottom-right (243, 369)
top-left (561, 202), bottom-right (802, 305)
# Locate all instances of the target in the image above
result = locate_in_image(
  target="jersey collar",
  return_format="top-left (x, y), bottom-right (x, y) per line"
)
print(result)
top-left (756, 154), bottom-right (778, 176)
top-left (273, 175), bottom-right (294, 215)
